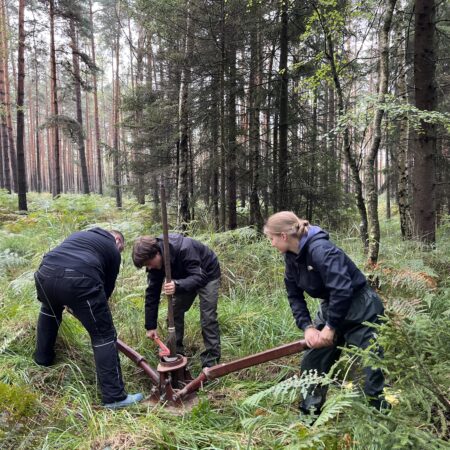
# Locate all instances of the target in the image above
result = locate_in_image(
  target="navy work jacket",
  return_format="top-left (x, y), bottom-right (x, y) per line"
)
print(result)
top-left (284, 227), bottom-right (366, 331)
top-left (40, 227), bottom-right (121, 299)
top-left (145, 233), bottom-right (220, 330)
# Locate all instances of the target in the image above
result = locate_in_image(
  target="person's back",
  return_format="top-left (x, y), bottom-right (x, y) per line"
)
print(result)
top-left (42, 228), bottom-right (121, 298)
top-left (34, 228), bottom-right (143, 409)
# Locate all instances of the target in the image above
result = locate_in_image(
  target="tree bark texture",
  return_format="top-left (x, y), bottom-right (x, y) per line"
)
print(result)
top-left (277, 0), bottom-right (289, 210)
top-left (70, 19), bottom-right (90, 195)
top-left (365, 0), bottom-right (396, 265)
top-left (16, 0), bottom-right (27, 210)
top-left (412, 0), bottom-right (437, 245)
top-left (178, 0), bottom-right (192, 227)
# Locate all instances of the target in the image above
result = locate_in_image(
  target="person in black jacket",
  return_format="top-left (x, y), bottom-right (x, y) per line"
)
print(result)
top-left (33, 228), bottom-right (143, 409)
top-left (132, 234), bottom-right (221, 368)
top-left (264, 211), bottom-right (386, 415)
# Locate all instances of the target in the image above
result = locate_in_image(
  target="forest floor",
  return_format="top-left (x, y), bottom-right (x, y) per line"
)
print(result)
top-left (0, 192), bottom-right (449, 449)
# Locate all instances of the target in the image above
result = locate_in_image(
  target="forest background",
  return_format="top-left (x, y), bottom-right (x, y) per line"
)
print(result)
top-left (0, 0), bottom-right (449, 448)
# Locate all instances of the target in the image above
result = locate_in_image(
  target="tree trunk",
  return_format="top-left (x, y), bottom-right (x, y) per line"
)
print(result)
top-left (49, 0), bottom-right (61, 197)
top-left (219, 0), bottom-right (226, 229)
top-left (177, 0), bottom-right (192, 227)
top-left (365, 0), bottom-right (396, 265)
top-left (34, 50), bottom-right (41, 193)
top-left (89, 0), bottom-right (103, 194)
top-left (227, 39), bottom-right (237, 230)
top-left (277, 0), bottom-right (289, 210)
top-left (248, 1), bottom-right (263, 231)
top-left (113, 30), bottom-right (122, 208)
top-left (0, 20), bottom-right (11, 193)
top-left (412, 0), bottom-right (437, 245)
top-left (16, 0), bottom-right (27, 210)
top-left (326, 31), bottom-right (368, 251)
top-left (70, 19), bottom-right (90, 195)
top-left (1, 0), bottom-right (17, 192)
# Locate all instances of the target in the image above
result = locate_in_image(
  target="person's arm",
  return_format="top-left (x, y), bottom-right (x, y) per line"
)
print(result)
top-left (284, 269), bottom-right (312, 331)
top-left (310, 245), bottom-right (354, 330)
top-left (144, 270), bottom-right (164, 330)
top-left (104, 252), bottom-right (121, 299)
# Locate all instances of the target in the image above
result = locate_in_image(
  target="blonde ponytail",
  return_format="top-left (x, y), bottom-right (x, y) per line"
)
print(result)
top-left (264, 211), bottom-right (309, 238)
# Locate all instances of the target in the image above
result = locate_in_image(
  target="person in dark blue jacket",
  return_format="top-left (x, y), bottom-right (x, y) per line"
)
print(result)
top-left (33, 228), bottom-right (143, 409)
top-left (264, 211), bottom-right (386, 415)
top-left (132, 234), bottom-right (221, 368)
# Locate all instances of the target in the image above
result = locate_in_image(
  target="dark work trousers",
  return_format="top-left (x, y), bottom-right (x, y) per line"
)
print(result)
top-left (300, 285), bottom-right (385, 414)
top-left (173, 277), bottom-right (221, 368)
top-left (33, 265), bottom-right (126, 404)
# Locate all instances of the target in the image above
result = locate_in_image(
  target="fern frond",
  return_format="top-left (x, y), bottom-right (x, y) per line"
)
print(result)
top-left (313, 389), bottom-right (359, 428)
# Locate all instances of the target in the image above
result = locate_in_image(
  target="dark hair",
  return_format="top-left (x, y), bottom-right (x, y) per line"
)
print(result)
top-left (110, 230), bottom-right (125, 244)
top-left (132, 236), bottom-right (160, 268)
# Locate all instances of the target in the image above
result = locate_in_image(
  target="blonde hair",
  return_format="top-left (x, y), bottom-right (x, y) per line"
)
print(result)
top-left (264, 211), bottom-right (310, 239)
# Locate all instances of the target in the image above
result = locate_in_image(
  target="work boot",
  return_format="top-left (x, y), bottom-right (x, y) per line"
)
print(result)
top-left (103, 393), bottom-right (144, 410)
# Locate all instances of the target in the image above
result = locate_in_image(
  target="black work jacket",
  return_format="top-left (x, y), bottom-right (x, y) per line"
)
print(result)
top-left (284, 228), bottom-right (366, 331)
top-left (40, 227), bottom-right (121, 299)
top-left (145, 234), bottom-right (220, 330)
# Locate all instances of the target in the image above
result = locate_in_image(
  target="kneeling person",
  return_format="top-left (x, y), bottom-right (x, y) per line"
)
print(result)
top-left (132, 234), bottom-right (221, 368)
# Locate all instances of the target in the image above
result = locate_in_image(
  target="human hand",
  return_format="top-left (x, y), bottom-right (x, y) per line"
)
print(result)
top-left (146, 329), bottom-right (158, 340)
top-left (315, 325), bottom-right (335, 348)
top-left (163, 280), bottom-right (176, 295)
top-left (304, 326), bottom-right (321, 348)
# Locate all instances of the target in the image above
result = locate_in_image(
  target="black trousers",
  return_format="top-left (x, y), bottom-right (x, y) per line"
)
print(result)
top-left (300, 285), bottom-right (385, 414)
top-left (34, 265), bottom-right (126, 404)
top-left (173, 278), bottom-right (221, 368)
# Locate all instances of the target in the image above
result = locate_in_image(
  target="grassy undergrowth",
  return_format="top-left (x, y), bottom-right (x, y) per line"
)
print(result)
top-left (0, 191), bottom-right (449, 449)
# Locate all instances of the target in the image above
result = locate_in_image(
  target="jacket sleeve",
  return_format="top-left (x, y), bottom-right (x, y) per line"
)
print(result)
top-left (174, 245), bottom-right (207, 293)
top-left (145, 270), bottom-right (164, 330)
top-left (284, 268), bottom-right (312, 331)
top-left (310, 245), bottom-right (354, 329)
top-left (104, 253), bottom-right (120, 300)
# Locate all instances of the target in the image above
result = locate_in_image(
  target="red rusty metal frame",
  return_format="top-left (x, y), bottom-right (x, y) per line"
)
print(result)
top-left (117, 338), bottom-right (308, 406)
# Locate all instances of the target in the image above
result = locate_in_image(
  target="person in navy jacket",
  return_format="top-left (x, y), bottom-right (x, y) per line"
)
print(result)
top-left (132, 234), bottom-right (221, 368)
top-left (33, 228), bottom-right (143, 409)
top-left (264, 211), bottom-right (386, 415)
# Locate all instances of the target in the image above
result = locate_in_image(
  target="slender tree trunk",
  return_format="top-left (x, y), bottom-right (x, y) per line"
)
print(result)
top-left (386, 144), bottom-right (391, 219)
top-left (393, 13), bottom-right (413, 239)
top-left (211, 76), bottom-right (220, 230)
top-left (33, 45), bottom-right (41, 192)
top-left (227, 39), bottom-right (237, 230)
top-left (365, 0), bottom-right (396, 265)
top-left (0, 20), bottom-right (11, 193)
top-left (249, 2), bottom-right (263, 230)
top-left (307, 91), bottom-right (318, 221)
top-left (326, 31), bottom-right (368, 251)
top-left (16, 0), bottom-right (27, 210)
top-left (219, 0), bottom-right (226, 229)
top-left (113, 30), bottom-right (122, 207)
top-left (278, 0), bottom-right (289, 210)
top-left (178, 0), bottom-right (192, 226)
top-left (70, 20), bottom-right (89, 194)
top-left (412, 0), bottom-right (437, 245)
top-left (1, 0), bottom-right (17, 192)
top-left (49, 0), bottom-right (61, 197)
top-left (89, 0), bottom-right (103, 194)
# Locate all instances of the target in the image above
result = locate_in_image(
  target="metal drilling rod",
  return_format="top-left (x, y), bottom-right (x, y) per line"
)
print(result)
top-left (175, 339), bottom-right (308, 400)
top-left (117, 338), bottom-right (160, 385)
top-left (160, 181), bottom-right (177, 357)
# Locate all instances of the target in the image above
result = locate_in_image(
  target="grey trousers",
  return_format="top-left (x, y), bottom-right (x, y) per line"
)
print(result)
top-left (173, 278), bottom-right (221, 368)
top-left (300, 285), bottom-right (385, 414)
